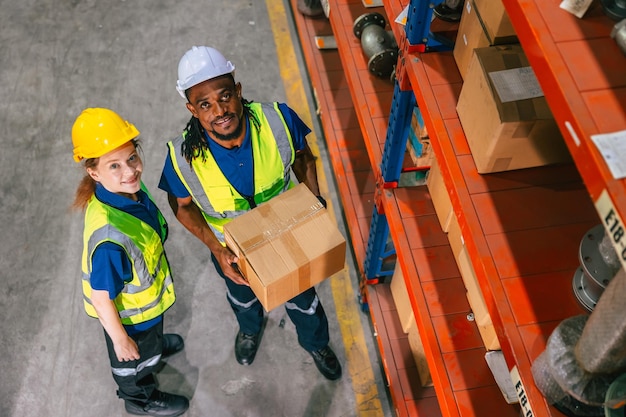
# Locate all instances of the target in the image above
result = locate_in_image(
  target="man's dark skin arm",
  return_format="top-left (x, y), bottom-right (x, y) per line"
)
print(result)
top-left (292, 142), bottom-right (322, 197)
top-left (166, 193), bottom-right (248, 286)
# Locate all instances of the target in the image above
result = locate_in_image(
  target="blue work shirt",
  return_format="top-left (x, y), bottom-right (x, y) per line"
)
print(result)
top-left (159, 102), bottom-right (310, 198)
top-left (90, 183), bottom-right (167, 334)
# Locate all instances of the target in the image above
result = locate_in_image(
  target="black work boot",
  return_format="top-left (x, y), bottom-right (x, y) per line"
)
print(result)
top-left (309, 345), bottom-right (342, 380)
top-left (125, 390), bottom-right (189, 417)
top-left (234, 331), bottom-right (260, 366)
top-left (161, 334), bottom-right (184, 359)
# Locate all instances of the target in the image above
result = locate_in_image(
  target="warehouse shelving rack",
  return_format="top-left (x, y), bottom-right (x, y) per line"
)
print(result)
top-left (291, 0), bottom-right (626, 415)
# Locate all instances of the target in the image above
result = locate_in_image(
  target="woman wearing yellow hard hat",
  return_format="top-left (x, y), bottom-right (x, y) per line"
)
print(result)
top-left (72, 108), bottom-right (189, 417)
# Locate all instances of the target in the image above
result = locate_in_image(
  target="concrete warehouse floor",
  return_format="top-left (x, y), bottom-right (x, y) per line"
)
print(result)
top-left (0, 1), bottom-right (394, 416)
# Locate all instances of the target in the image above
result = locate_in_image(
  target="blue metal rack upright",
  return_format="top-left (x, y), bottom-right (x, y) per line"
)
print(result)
top-left (363, 0), bottom-right (452, 289)
top-left (404, 0), bottom-right (453, 52)
top-left (363, 81), bottom-right (416, 283)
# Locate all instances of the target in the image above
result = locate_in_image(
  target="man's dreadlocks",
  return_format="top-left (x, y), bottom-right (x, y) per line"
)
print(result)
top-left (180, 97), bottom-right (260, 165)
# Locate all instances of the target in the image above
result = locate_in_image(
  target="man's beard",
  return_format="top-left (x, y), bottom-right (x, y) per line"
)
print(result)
top-left (210, 113), bottom-right (244, 141)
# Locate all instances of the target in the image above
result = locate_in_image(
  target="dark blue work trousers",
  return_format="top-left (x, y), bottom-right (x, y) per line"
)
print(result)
top-left (211, 255), bottom-right (330, 352)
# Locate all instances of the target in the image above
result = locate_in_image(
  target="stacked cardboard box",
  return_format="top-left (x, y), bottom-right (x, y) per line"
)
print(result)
top-left (473, 0), bottom-right (518, 45)
top-left (457, 44), bottom-right (571, 173)
top-left (454, 0), bottom-right (518, 79)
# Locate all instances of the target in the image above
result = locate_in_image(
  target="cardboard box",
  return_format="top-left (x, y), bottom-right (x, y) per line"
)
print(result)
top-left (447, 215), bottom-right (500, 350)
top-left (408, 318), bottom-right (433, 386)
top-left (446, 212), bottom-right (464, 258)
top-left (473, 0), bottom-right (518, 44)
top-left (390, 263), bottom-right (415, 333)
top-left (458, 246), bottom-right (500, 350)
top-left (457, 45), bottom-right (572, 173)
top-left (223, 184), bottom-right (346, 311)
top-left (454, 0), bottom-right (490, 79)
top-left (426, 157), bottom-right (454, 233)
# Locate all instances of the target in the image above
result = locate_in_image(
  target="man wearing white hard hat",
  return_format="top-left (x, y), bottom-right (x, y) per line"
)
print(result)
top-left (158, 46), bottom-right (342, 381)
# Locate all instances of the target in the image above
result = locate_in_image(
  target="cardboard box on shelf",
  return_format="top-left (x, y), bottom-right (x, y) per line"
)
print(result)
top-left (473, 0), bottom-right (518, 44)
top-left (458, 246), bottom-right (500, 351)
top-left (446, 211), bottom-right (464, 258)
top-left (457, 44), bottom-right (572, 173)
top-left (454, 0), bottom-right (490, 79)
top-left (408, 318), bottom-right (434, 387)
top-left (223, 184), bottom-right (346, 311)
top-left (426, 157), bottom-right (454, 233)
top-left (390, 263), bottom-right (415, 333)
top-left (447, 213), bottom-right (500, 350)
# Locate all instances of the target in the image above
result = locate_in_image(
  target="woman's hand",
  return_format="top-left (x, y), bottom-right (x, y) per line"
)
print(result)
top-left (91, 289), bottom-right (141, 362)
top-left (113, 336), bottom-right (140, 362)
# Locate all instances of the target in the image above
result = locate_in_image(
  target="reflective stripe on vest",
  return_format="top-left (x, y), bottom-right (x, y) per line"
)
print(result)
top-left (85, 224), bottom-right (158, 294)
top-left (81, 190), bottom-right (175, 325)
top-left (168, 102), bottom-right (296, 243)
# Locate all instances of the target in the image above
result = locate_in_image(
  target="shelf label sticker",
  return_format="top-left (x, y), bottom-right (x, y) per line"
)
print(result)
top-left (560, 0), bottom-right (594, 18)
top-left (488, 67), bottom-right (544, 103)
top-left (510, 366), bottom-right (534, 417)
top-left (596, 190), bottom-right (626, 271)
top-left (590, 129), bottom-right (626, 179)
top-left (394, 5), bottom-right (409, 26)
top-left (565, 121), bottom-right (581, 147)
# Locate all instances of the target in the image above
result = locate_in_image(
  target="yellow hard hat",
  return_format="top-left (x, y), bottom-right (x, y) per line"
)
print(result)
top-left (72, 108), bottom-right (140, 163)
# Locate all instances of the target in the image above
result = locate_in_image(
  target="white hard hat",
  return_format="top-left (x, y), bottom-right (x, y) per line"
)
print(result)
top-left (176, 46), bottom-right (235, 99)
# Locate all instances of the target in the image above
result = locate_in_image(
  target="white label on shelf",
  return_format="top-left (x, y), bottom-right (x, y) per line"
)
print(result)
top-left (595, 190), bottom-right (626, 271)
top-left (560, 0), bottom-right (594, 18)
top-left (565, 121), bottom-right (581, 147)
top-left (395, 5), bottom-right (409, 26)
top-left (488, 67), bottom-right (544, 103)
top-left (510, 366), bottom-right (535, 417)
top-left (591, 129), bottom-right (626, 179)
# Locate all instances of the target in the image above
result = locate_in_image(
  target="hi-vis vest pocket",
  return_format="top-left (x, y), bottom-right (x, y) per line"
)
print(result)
top-left (207, 185), bottom-right (236, 212)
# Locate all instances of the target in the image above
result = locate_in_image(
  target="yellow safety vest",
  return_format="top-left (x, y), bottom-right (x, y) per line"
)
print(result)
top-left (81, 186), bottom-right (176, 325)
top-left (167, 102), bottom-right (296, 243)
